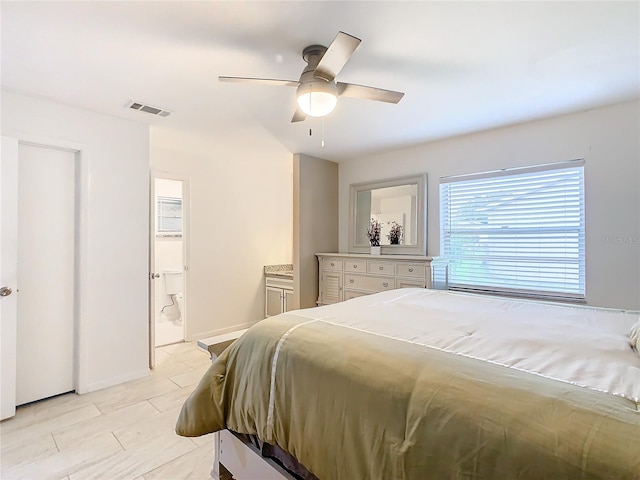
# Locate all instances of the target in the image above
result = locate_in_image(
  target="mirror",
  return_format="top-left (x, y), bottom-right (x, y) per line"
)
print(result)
top-left (349, 174), bottom-right (427, 255)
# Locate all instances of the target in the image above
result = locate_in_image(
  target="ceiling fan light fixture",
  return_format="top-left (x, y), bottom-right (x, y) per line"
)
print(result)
top-left (296, 81), bottom-right (337, 117)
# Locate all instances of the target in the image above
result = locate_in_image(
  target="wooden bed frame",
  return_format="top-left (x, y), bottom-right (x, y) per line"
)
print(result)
top-left (213, 430), bottom-right (297, 480)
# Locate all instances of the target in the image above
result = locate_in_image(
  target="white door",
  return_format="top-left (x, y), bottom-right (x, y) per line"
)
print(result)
top-left (16, 143), bottom-right (76, 405)
top-left (1, 137), bottom-right (19, 420)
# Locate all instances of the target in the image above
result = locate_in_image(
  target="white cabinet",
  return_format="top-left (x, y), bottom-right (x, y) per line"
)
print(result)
top-left (265, 276), bottom-right (294, 317)
top-left (319, 271), bottom-right (343, 304)
top-left (317, 253), bottom-right (437, 305)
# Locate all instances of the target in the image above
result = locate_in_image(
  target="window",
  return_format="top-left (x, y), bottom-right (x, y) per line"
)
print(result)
top-left (440, 160), bottom-right (585, 302)
top-left (157, 196), bottom-right (182, 236)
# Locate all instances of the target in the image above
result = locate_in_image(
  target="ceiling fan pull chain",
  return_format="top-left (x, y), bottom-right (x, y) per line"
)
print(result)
top-left (321, 118), bottom-right (326, 148)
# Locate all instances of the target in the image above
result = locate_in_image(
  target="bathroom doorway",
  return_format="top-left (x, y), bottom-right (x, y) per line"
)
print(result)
top-left (150, 176), bottom-right (188, 361)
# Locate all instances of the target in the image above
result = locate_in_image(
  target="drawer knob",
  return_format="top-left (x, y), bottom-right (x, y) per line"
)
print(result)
top-left (330, 262), bottom-right (335, 266)
top-left (379, 266), bottom-right (383, 270)
top-left (353, 264), bottom-right (357, 268)
top-left (349, 279), bottom-right (354, 283)
top-left (383, 282), bottom-right (389, 287)
top-left (408, 268), bottom-right (414, 272)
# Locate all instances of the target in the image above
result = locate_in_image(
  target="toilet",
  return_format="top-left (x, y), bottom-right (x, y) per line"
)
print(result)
top-left (162, 269), bottom-right (184, 323)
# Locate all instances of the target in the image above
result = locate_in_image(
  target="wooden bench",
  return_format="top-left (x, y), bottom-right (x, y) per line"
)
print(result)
top-left (197, 329), bottom-right (248, 360)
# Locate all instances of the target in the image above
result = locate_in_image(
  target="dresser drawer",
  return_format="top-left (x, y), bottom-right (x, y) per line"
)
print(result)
top-left (344, 290), bottom-right (369, 301)
top-left (344, 259), bottom-right (366, 273)
top-left (345, 274), bottom-right (394, 292)
top-left (396, 263), bottom-right (425, 278)
top-left (322, 258), bottom-right (343, 272)
top-left (367, 261), bottom-right (394, 275)
top-left (396, 277), bottom-right (426, 289)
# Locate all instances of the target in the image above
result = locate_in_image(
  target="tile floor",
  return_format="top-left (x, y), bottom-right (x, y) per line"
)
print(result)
top-left (0, 342), bottom-right (219, 480)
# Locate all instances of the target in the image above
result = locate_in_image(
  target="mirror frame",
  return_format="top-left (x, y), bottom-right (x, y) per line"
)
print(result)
top-left (348, 174), bottom-right (427, 255)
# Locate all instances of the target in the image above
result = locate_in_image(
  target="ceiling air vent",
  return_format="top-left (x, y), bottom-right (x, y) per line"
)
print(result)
top-left (126, 101), bottom-right (171, 117)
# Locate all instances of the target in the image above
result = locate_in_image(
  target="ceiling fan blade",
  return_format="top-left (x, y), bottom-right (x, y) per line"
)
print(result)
top-left (336, 82), bottom-right (405, 104)
top-left (291, 108), bottom-right (306, 123)
top-left (314, 32), bottom-right (361, 82)
top-left (218, 76), bottom-right (299, 87)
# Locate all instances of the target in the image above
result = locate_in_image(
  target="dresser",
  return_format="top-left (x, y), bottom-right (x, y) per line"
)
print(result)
top-left (316, 253), bottom-right (435, 305)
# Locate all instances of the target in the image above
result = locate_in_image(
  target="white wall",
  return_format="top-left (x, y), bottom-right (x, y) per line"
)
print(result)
top-left (340, 100), bottom-right (640, 309)
top-left (293, 154), bottom-right (339, 310)
top-left (150, 126), bottom-right (293, 339)
top-left (2, 91), bottom-right (150, 392)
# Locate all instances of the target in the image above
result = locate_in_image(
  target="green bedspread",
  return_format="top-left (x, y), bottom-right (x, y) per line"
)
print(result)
top-left (176, 314), bottom-right (640, 479)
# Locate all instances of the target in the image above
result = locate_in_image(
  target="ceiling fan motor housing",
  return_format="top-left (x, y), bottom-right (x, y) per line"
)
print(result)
top-left (299, 45), bottom-right (333, 86)
top-left (302, 45), bottom-right (327, 68)
top-left (296, 44), bottom-right (338, 117)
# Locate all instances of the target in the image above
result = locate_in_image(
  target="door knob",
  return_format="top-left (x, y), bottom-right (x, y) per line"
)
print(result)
top-left (149, 273), bottom-right (160, 279)
top-left (0, 286), bottom-right (13, 297)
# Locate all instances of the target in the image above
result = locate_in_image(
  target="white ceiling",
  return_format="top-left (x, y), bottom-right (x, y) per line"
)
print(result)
top-left (2, 1), bottom-right (638, 162)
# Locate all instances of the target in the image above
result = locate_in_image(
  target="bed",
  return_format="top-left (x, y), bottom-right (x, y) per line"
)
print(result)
top-left (176, 288), bottom-right (640, 479)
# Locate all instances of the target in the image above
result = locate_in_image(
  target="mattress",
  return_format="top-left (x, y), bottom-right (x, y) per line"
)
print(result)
top-left (300, 288), bottom-right (640, 402)
top-left (176, 289), bottom-right (640, 479)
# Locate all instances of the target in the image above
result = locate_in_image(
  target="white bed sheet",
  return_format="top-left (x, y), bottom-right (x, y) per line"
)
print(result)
top-left (296, 289), bottom-right (640, 402)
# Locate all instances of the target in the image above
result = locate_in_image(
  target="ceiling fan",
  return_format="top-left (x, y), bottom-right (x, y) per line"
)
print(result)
top-left (219, 31), bottom-right (405, 123)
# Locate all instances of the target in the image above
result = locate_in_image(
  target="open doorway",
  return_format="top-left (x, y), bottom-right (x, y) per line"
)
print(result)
top-left (151, 177), bottom-right (188, 354)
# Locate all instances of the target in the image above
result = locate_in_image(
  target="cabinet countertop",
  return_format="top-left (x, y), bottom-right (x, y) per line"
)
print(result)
top-left (264, 264), bottom-right (293, 279)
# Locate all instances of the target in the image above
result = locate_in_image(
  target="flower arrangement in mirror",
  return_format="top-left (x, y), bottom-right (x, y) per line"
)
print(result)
top-left (367, 218), bottom-right (381, 247)
top-left (387, 221), bottom-right (403, 245)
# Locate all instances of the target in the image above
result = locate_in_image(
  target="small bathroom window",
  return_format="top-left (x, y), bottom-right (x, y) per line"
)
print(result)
top-left (157, 196), bottom-right (182, 237)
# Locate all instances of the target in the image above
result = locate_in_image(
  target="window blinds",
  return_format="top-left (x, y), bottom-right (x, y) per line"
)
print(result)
top-left (440, 160), bottom-right (585, 301)
top-left (157, 196), bottom-right (182, 234)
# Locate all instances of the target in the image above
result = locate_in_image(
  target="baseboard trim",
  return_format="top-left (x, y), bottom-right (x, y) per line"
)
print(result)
top-left (80, 367), bottom-right (150, 394)
top-left (188, 321), bottom-right (258, 342)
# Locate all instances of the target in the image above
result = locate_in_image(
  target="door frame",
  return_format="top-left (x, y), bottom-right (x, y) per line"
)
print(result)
top-left (26, 135), bottom-right (86, 394)
top-left (149, 171), bottom-right (190, 367)
top-left (1, 133), bottom-right (89, 411)
top-left (1, 136), bottom-right (19, 419)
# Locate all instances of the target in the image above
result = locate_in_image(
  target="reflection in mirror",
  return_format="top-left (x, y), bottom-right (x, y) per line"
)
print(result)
top-left (355, 185), bottom-right (418, 246)
top-left (349, 174), bottom-right (427, 255)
